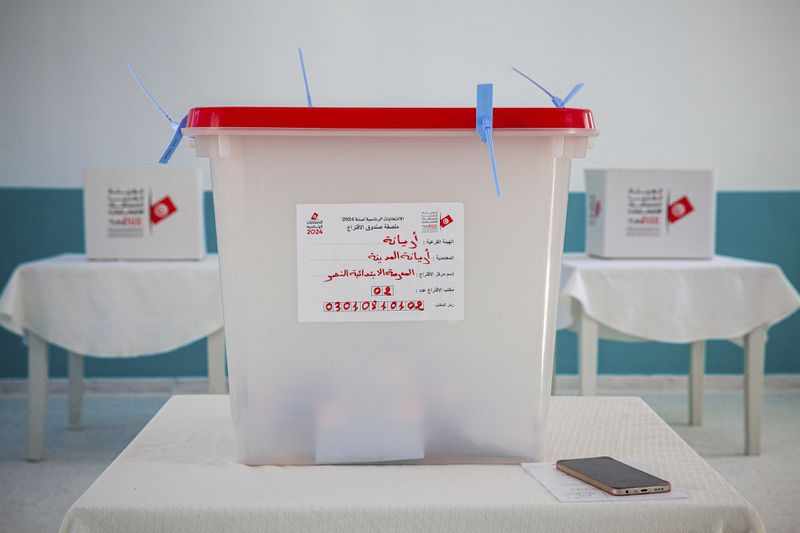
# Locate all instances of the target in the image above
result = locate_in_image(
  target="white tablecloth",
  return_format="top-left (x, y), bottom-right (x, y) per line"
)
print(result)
top-left (0, 254), bottom-right (223, 357)
top-left (60, 395), bottom-right (763, 533)
top-left (558, 254), bottom-right (800, 343)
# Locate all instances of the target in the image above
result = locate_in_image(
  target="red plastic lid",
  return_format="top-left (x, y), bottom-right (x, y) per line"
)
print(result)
top-left (186, 107), bottom-right (594, 130)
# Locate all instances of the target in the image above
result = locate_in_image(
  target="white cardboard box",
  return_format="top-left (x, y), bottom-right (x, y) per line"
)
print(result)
top-left (84, 167), bottom-right (206, 260)
top-left (585, 169), bottom-right (715, 259)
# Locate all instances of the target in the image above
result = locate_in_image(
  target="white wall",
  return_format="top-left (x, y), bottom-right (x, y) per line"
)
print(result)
top-left (1, 0), bottom-right (799, 191)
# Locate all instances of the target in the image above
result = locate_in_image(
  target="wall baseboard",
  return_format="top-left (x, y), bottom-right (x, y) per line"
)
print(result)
top-left (0, 378), bottom-right (212, 395)
top-left (552, 374), bottom-right (800, 393)
top-left (0, 374), bottom-right (799, 395)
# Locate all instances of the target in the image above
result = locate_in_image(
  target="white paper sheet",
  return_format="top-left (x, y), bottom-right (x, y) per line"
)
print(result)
top-left (296, 203), bottom-right (464, 322)
top-left (521, 462), bottom-right (689, 503)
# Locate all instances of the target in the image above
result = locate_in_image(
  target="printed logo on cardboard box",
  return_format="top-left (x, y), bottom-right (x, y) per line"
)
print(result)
top-left (588, 194), bottom-right (601, 226)
top-left (150, 196), bottom-right (178, 225)
top-left (667, 196), bottom-right (694, 224)
top-left (106, 189), bottom-right (180, 238)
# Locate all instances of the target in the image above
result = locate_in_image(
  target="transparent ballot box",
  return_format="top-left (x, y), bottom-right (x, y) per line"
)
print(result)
top-left (185, 107), bottom-right (596, 465)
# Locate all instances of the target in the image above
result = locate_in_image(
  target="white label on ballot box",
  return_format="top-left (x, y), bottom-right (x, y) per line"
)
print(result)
top-left (297, 203), bottom-right (464, 323)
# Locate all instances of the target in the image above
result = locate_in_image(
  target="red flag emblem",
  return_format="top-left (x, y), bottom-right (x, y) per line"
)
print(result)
top-left (311, 212), bottom-right (319, 221)
top-left (592, 199), bottom-right (601, 220)
top-left (150, 196), bottom-right (177, 225)
top-left (440, 214), bottom-right (454, 228)
top-left (667, 196), bottom-right (694, 224)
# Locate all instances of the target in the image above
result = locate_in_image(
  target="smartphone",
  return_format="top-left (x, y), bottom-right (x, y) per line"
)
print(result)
top-left (555, 456), bottom-right (671, 496)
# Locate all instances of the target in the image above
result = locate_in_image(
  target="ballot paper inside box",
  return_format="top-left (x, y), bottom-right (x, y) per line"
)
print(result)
top-left (585, 169), bottom-right (715, 259)
top-left (84, 167), bottom-right (206, 260)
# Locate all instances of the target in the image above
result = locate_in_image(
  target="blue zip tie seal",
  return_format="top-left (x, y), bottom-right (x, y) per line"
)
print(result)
top-left (128, 65), bottom-right (180, 131)
top-left (128, 64), bottom-right (188, 163)
top-left (298, 48), bottom-right (313, 107)
top-left (159, 114), bottom-right (188, 164)
top-left (512, 67), bottom-right (583, 108)
top-left (476, 83), bottom-right (500, 197)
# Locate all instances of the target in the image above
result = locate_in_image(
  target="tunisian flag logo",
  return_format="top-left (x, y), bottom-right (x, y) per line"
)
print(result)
top-left (150, 196), bottom-right (177, 224)
top-left (440, 214), bottom-right (454, 228)
top-left (591, 198), bottom-right (601, 221)
top-left (667, 196), bottom-right (694, 224)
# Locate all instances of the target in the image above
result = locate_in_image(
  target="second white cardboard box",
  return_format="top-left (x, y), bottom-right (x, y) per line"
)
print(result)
top-left (585, 169), bottom-right (715, 259)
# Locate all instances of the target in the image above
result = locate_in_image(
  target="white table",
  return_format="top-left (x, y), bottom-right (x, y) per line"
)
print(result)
top-left (558, 254), bottom-right (800, 455)
top-left (60, 395), bottom-right (764, 533)
top-left (0, 254), bottom-right (227, 461)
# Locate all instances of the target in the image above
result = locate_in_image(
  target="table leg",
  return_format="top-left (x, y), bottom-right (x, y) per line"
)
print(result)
top-left (551, 338), bottom-right (558, 395)
top-left (68, 352), bottom-right (84, 429)
top-left (26, 331), bottom-right (48, 462)
top-left (207, 328), bottom-right (227, 394)
top-left (689, 341), bottom-right (705, 426)
top-left (744, 325), bottom-right (767, 456)
top-left (578, 305), bottom-right (599, 396)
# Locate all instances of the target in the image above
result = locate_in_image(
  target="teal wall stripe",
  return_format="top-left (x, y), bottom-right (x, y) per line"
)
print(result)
top-left (0, 188), bottom-right (798, 378)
